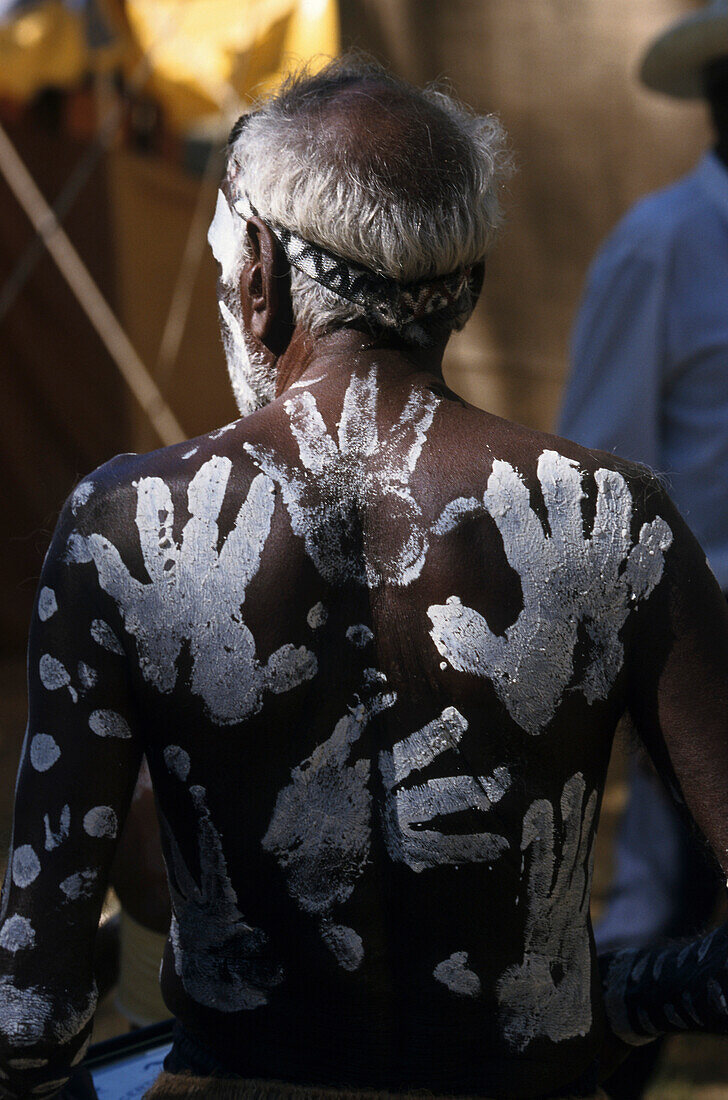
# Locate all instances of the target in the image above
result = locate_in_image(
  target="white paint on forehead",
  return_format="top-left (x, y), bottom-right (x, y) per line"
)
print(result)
top-left (164, 744), bottom-right (191, 781)
top-left (161, 784), bottom-right (284, 1011)
top-left (263, 686), bottom-right (396, 965)
top-left (37, 587), bottom-right (57, 622)
top-left (83, 806), bottom-right (118, 839)
top-left (346, 624), bottom-right (373, 648)
top-left (208, 188), bottom-right (242, 284)
top-left (380, 707), bottom-right (510, 873)
top-left (70, 460), bottom-right (316, 725)
top-left (244, 366), bottom-right (440, 587)
top-left (433, 951), bottom-right (481, 997)
top-left (90, 618), bottom-right (124, 655)
top-left (71, 480), bottom-right (94, 514)
top-left (429, 451), bottom-right (673, 734)
top-left (44, 805), bottom-right (70, 851)
top-left (182, 447), bottom-right (198, 460)
top-left (77, 662), bottom-right (97, 691)
top-left (59, 869), bottom-right (97, 902)
top-left (320, 922), bottom-right (364, 972)
top-left (12, 846), bottom-right (40, 888)
top-left (0, 916), bottom-right (36, 954)
top-left (497, 772), bottom-right (597, 1050)
top-left (29, 734), bottom-right (61, 773)
top-left (306, 602), bottom-right (327, 629)
top-left (88, 709), bottom-right (132, 739)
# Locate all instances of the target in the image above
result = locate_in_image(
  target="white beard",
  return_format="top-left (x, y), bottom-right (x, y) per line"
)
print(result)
top-left (218, 291), bottom-right (277, 417)
top-left (208, 188), bottom-right (277, 417)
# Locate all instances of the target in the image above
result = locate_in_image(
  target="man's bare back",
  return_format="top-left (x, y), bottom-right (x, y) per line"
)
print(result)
top-left (2, 58), bottom-right (728, 1100)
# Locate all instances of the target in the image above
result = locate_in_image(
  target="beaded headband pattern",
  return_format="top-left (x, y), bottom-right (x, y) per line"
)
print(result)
top-left (232, 193), bottom-right (476, 335)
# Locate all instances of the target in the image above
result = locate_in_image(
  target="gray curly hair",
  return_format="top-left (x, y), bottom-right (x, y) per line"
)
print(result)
top-left (224, 57), bottom-right (511, 345)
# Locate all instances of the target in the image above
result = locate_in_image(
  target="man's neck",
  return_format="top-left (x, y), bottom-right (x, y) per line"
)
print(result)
top-left (275, 326), bottom-right (448, 398)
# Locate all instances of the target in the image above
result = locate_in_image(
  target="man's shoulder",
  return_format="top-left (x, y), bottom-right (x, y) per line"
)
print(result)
top-left (62, 416), bottom-right (274, 538)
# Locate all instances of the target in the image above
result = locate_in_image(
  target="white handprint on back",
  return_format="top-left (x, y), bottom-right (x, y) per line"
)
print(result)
top-left (67, 457), bottom-right (316, 724)
top-left (429, 451), bottom-right (673, 734)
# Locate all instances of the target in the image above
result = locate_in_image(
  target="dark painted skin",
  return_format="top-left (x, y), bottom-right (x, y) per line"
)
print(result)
top-left (2, 78), bottom-right (728, 1100)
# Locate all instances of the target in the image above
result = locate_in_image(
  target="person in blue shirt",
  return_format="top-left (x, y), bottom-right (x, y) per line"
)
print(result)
top-left (560, 3), bottom-right (728, 1094)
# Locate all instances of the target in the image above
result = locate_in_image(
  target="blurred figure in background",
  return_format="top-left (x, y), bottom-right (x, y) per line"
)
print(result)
top-left (560, 1), bottom-right (728, 1093)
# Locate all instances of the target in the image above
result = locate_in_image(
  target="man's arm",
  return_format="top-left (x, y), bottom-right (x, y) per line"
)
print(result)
top-left (0, 476), bottom-right (143, 1097)
top-left (601, 482), bottom-right (728, 1044)
top-left (559, 229), bottom-right (667, 469)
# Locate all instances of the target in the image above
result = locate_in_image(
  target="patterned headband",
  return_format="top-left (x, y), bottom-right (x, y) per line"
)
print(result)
top-left (232, 193), bottom-right (477, 335)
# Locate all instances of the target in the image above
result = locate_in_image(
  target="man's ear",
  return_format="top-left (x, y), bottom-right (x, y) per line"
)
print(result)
top-left (242, 216), bottom-right (294, 355)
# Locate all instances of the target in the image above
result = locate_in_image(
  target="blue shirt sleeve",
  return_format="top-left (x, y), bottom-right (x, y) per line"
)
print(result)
top-left (559, 229), bottom-right (669, 473)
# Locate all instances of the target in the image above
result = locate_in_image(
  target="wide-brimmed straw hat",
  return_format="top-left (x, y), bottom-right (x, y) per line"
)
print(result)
top-left (640, 0), bottom-right (728, 98)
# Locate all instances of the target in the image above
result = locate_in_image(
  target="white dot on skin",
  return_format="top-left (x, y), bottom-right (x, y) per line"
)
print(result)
top-left (12, 846), bottom-right (40, 888)
top-left (88, 710), bottom-right (132, 739)
top-left (37, 588), bottom-right (57, 622)
top-left (38, 654), bottom-right (70, 691)
top-left (346, 624), bottom-right (374, 648)
top-left (0, 916), bottom-right (36, 954)
top-left (29, 734), bottom-right (61, 773)
top-left (83, 806), bottom-right (118, 839)
top-left (164, 745), bottom-right (191, 781)
top-left (60, 869), bottom-right (97, 901)
top-left (306, 602), bottom-right (328, 630)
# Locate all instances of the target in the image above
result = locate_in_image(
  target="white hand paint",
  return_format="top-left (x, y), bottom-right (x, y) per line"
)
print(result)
top-left (380, 707), bottom-right (510, 872)
top-left (68, 458), bottom-right (317, 725)
top-left (263, 685), bottom-right (396, 970)
top-left (497, 772), bottom-right (597, 1050)
top-left (160, 784), bottom-right (284, 1011)
top-left (244, 366), bottom-right (439, 586)
top-left (433, 951), bottom-right (481, 997)
top-left (429, 451), bottom-right (673, 734)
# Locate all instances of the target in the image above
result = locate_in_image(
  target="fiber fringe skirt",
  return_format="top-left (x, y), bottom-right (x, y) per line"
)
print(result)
top-left (142, 1072), bottom-right (609, 1099)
